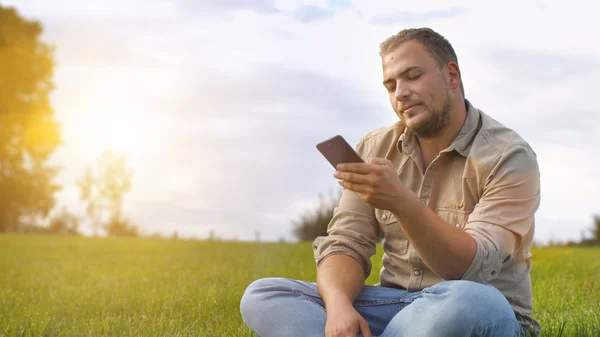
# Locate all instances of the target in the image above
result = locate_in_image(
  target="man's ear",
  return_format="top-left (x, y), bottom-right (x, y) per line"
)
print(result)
top-left (446, 62), bottom-right (461, 91)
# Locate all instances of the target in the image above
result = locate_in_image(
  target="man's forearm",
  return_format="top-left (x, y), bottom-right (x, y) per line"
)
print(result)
top-left (391, 193), bottom-right (477, 280)
top-left (316, 254), bottom-right (365, 308)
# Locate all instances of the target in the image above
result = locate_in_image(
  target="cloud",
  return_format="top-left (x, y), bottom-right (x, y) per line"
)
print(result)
top-left (177, 0), bottom-right (336, 23)
top-left (483, 47), bottom-right (600, 83)
top-left (50, 62), bottom-right (387, 241)
top-left (131, 65), bottom-right (390, 241)
top-left (156, 63), bottom-right (385, 124)
top-left (43, 21), bottom-right (168, 68)
top-left (4, 0), bottom-right (177, 19)
top-left (32, 2), bottom-right (339, 71)
top-left (369, 7), bottom-right (467, 25)
top-left (20, 0), bottom-right (599, 244)
top-left (291, 4), bottom-right (335, 23)
top-left (178, 0), bottom-right (282, 16)
top-left (466, 46), bottom-right (600, 148)
top-left (326, 0), bottom-right (353, 11)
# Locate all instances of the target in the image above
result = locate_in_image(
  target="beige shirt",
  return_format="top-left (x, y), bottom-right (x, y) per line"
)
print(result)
top-left (313, 100), bottom-right (541, 335)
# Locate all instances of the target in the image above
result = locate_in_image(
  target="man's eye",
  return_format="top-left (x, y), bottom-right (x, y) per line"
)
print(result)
top-left (387, 85), bottom-right (396, 93)
top-left (408, 74), bottom-right (422, 80)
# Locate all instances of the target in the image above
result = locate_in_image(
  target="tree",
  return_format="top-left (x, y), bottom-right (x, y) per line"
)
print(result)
top-left (207, 228), bottom-right (217, 241)
top-left (47, 206), bottom-right (81, 235)
top-left (592, 215), bottom-right (600, 243)
top-left (77, 150), bottom-right (136, 236)
top-left (0, 5), bottom-right (62, 232)
top-left (291, 188), bottom-right (342, 241)
top-left (104, 215), bottom-right (138, 237)
top-left (580, 215), bottom-right (600, 246)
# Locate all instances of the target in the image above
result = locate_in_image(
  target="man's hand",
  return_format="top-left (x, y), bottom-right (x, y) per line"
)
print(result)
top-left (334, 157), bottom-right (407, 211)
top-left (325, 301), bottom-right (372, 337)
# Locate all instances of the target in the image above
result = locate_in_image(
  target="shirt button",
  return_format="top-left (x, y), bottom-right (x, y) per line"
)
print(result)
top-left (455, 223), bottom-right (461, 228)
top-left (383, 214), bottom-right (389, 220)
top-left (413, 270), bottom-right (421, 276)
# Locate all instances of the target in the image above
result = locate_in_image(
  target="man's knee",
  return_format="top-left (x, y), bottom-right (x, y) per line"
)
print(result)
top-left (425, 280), bottom-right (517, 332)
top-left (240, 277), bottom-right (281, 321)
top-left (383, 280), bottom-right (518, 337)
top-left (441, 280), bottom-right (514, 315)
top-left (240, 277), bottom-right (305, 324)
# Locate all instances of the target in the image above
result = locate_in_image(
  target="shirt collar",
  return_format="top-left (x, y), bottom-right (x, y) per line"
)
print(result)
top-left (396, 99), bottom-right (481, 158)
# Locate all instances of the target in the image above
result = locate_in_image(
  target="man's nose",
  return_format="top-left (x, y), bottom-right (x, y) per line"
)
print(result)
top-left (394, 84), bottom-right (411, 102)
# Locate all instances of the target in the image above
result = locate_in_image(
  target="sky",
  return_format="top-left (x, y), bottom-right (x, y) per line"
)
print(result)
top-left (5, 0), bottom-right (600, 243)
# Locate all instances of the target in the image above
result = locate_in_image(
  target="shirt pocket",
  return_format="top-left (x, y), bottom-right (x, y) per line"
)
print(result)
top-left (375, 209), bottom-right (409, 255)
top-left (437, 207), bottom-right (472, 230)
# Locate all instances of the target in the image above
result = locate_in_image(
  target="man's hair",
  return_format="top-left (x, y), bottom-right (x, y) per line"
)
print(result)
top-left (379, 27), bottom-right (464, 96)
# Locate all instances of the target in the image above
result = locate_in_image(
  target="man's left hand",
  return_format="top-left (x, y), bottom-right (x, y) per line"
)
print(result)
top-left (334, 157), bottom-right (406, 211)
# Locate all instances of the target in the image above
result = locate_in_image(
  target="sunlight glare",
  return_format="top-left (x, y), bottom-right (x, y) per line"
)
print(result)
top-left (72, 106), bottom-right (152, 163)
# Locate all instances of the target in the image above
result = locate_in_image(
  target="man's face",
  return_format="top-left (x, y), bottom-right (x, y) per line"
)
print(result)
top-left (382, 40), bottom-right (453, 138)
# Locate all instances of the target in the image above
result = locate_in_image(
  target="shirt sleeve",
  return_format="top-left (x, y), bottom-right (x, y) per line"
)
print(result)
top-left (461, 144), bottom-right (541, 283)
top-left (312, 138), bottom-right (381, 279)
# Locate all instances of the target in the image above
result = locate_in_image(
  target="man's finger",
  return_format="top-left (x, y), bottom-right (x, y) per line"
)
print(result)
top-left (338, 180), bottom-right (370, 194)
top-left (334, 172), bottom-right (373, 185)
top-left (359, 319), bottom-right (373, 337)
top-left (336, 162), bottom-right (371, 174)
top-left (368, 157), bottom-right (391, 166)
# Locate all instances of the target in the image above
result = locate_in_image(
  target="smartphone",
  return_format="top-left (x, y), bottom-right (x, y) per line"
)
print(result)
top-left (316, 135), bottom-right (365, 169)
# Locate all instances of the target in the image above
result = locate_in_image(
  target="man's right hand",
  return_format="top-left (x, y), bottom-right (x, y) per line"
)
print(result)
top-left (325, 301), bottom-right (372, 337)
top-left (317, 254), bottom-right (372, 337)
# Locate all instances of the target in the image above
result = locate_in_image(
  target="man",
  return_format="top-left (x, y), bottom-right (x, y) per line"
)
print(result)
top-left (240, 27), bottom-right (541, 337)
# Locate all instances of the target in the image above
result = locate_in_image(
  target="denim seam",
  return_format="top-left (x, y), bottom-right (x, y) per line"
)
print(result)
top-left (353, 298), bottom-right (404, 306)
top-left (292, 288), bottom-right (406, 307)
top-left (476, 318), bottom-right (522, 337)
top-left (299, 294), bottom-right (327, 313)
top-left (292, 288), bottom-right (320, 298)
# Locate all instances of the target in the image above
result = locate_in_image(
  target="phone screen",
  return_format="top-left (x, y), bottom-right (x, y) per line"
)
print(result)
top-left (316, 135), bottom-right (364, 169)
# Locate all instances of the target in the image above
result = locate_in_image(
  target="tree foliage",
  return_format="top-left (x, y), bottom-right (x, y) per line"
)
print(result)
top-left (47, 206), bottom-right (81, 235)
top-left (0, 5), bottom-right (62, 232)
top-left (579, 215), bottom-right (600, 246)
top-left (104, 216), bottom-right (139, 237)
top-left (291, 188), bottom-right (342, 242)
top-left (77, 150), bottom-right (137, 236)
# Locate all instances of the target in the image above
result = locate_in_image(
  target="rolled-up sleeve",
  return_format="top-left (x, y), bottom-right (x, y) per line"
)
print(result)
top-left (461, 144), bottom-right (541, 283)
top-left (312, 139), bottom-right (381, 279)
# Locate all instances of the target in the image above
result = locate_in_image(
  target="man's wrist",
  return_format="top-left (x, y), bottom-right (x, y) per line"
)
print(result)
top-left (323, 293), bottom-right (353, 310)
top-left (390, 190), bottom-right (428, 223)
top-left (390, 188), bottom-right (420, 217)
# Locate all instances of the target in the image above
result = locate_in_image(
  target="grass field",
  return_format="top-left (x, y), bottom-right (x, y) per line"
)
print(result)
top-left (0, 235), bottom-right (598, 337)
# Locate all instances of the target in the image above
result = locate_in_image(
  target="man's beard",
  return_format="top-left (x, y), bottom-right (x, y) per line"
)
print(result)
top-left (407, 91), bottom-right (452, 138)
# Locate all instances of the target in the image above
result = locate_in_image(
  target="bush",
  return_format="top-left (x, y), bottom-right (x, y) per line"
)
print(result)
top-left (291, 188), bottom-right (342, 242)
top-left (104, 216), bottom-right (139, 237)
top-left (47, 207), bottom-right (81, 235)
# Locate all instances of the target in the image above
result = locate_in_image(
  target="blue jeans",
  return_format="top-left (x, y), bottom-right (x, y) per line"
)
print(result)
top-left (240, 277), bottom-right (525, 337)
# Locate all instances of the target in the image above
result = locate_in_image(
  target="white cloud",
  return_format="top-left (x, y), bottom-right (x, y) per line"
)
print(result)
top-left (4, 0), bottom-right (177, 19)
top-left (8, 0), bottom-right (600, 243)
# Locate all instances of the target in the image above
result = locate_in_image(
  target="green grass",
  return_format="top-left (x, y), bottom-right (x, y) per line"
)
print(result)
top-left (0, 235), bottom-right (598, 337)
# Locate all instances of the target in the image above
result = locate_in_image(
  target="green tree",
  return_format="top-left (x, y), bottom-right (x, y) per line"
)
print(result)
top-left (291, 188), bottom-right (342, 241)
top-left (47, 206), bottom-right (81, 235)
top-left (580, 215), bottom-right (600, 246)
top-left (104, 216), bottom-right (139, 237)
top-left (77, 150), bottom-right (136, 236)
top-left (592, 215), bottom-right (600, 243)
top-left (0, 5), bottom-right (62, 232)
